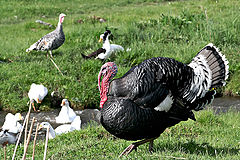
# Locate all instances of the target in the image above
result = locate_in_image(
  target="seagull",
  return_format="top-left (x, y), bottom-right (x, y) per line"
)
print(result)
top-left (0, 129), bottom-right (19, 159)
top-left (81, 30), bottom-right (124, 60)
top-left (39, 116), bottom-right (81, 139)
top-left (0, 113), bottom-right (23, 159)
top-left (55, 99), bottom-right (76, 124)
top-left (0, 130), bottom-right (18, 146)
top-left (28, 83), bottom-right (48, 111)
top-left (2, 113), bottom-right (23, 134)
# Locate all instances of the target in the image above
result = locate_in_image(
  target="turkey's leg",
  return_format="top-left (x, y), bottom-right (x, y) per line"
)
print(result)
top-left (149, 139), bottom-right (154, 153)
top-left (119, 137), bottom-right (157, 157)
top-left (49, 50), bottom-right (53, 58)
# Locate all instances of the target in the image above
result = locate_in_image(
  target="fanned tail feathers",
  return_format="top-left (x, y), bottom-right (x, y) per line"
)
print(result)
top-left (26, 43), bottom-right (37, 52)
top-left (186, 43), bottom-right (229, 110)
top-left (191, 90), bottom-right (216, 111)
top-left (81, 53), bottom-right (91, 59)
top-left (194, 43), bottom-right (229, 88)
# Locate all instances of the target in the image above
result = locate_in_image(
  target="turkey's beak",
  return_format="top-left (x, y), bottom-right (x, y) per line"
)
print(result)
top-left (99, 38), bottom-right (103, 43)
top-left (61, 101), bottom-right (65, 106)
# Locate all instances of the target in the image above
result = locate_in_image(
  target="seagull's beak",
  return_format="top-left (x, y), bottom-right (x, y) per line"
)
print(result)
top-left (37, 98), bottom-right (42, 103)
top-left (19, 114), bottom-right (24, 120)
top-left (99, 38), bottom-right (103, 43)
top-left (38, 124), bottom-right (43, 131)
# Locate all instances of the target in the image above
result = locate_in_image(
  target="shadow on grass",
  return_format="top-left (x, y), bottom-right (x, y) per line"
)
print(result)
top-left (0, 58), bottom-right (13, 63)
top-left (154, 140), bottom-right (239, 156)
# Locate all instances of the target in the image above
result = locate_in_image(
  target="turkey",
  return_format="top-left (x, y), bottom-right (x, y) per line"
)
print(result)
top-left (81, 30), bottom-right (124, 60)
top-left (26, 13), bottom-right (66, 58)
top-left (97, 43), bottom-right (229, 156)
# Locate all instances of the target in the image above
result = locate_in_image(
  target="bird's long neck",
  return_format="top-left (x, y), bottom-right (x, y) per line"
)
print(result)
top-left (56, 22), bottom-right (63, 32)
top-left (48, 125), bottom-right (56, 139)
top-left (103, 37), bottom-right (110, 51)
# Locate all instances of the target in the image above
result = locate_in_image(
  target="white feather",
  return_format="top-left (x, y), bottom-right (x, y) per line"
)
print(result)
top-left (188, 54), bottom-right (212, 102)
top-left (55, 99), bottom-right (76, 124)
top-left (39, 116), bottom-right (81, 139)
top-left (154, 93), bottom-right (173, 112)
top-left (2, 113), bottom-right (23, 134)
top-left (96, 34), bottom-right (124, 60)
top-left (28, 83), bottom-right (48, 103)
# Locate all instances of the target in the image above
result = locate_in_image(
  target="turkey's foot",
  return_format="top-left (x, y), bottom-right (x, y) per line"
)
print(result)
top-left (119, 137), bottom-right (157, 157)
top-left (119, 143), bottom-right (137, 157)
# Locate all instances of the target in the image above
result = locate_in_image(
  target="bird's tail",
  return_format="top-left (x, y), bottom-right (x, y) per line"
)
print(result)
top-left (189, 43), bottom-right (229, 89)
top-left (26, 43), bottom-right (37, 52)
top-left (81, 53), bottom-right (91, 59)
top-left (190, 90), bottom-right (216, 111)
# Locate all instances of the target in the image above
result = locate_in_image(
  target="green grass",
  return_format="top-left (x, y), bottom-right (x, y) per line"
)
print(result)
top-left (0, 0), bottom-right (240, 112)
top-left (1, 110), bottom-right (239, 159)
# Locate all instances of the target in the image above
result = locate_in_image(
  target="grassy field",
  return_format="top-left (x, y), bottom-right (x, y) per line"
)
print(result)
top-left (1, 110), bottom-right (239, 159)
top-left (0, 0), bottom-right (239, 112)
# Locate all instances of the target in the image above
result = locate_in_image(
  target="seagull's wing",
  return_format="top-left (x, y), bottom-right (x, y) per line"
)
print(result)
top-left (81, 48), bottom-right (106, 59)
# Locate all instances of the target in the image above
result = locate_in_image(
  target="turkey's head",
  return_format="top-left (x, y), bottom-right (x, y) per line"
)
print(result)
top-left (98, 62), bottom-right (118, 108)
top-left (59, 13), bottom-right (66, 24)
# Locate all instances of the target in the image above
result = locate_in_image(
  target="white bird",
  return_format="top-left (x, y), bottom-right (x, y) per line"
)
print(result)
top-left (2, 113), bottom-right (23, 134)
top-left (0, 113), bottom-right (23, 160)
top-left (81, 30), bottom-right (124, 60)
top-left (55, 116), bottom-right (81, 134)
top-left (0, 130), bottom-right (19, 160)
top-left (0, 130), bottom-right (18, 146)
top-left (55, 99), bottom-right (76, 124)
top-left (26, 13), bottom-right (66, 58)
top-left (39, 116), bottom-right (81, 139)
top-left (28, 83), bottom-right (48, 111)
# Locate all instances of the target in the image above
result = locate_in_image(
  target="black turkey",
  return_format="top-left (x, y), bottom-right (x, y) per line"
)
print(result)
top-left (97, 43), bottom-right (229, 156)
top-left (26, 13), bottom-right (66, 58)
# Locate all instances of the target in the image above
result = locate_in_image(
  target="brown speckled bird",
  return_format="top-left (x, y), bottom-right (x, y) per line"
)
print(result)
top-left (26, 13), bottom-right (66, 58)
